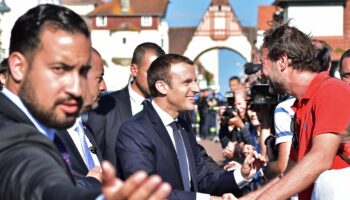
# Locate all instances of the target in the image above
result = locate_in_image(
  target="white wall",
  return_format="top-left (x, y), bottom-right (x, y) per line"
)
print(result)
top-left (64, 5), bottom-right (95, 16)
top-left (90, 22), bottom-right (169, 91)
top-left (184, 35), bottom-right (251, 62)
top-left (287, 5), bottom-right (343, 36)
top-left (198, 49), bottom-right (219, 87)
top-left (0, 0), bottom-right (41, 57)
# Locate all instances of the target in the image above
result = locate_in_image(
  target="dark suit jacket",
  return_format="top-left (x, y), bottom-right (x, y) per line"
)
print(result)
top-left (88, 86), bottom-right (132, 166)
top-left (0, 93), bottom-right (100, 200)
top-left (56, 123), bottom-right (103, 190)
top-left (116, 102), bottom-right (243, 200)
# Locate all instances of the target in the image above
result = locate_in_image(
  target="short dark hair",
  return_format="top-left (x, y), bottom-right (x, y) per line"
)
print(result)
top-left (229, 76), bottom-right (240, 83)
top-left (312, 39), bottom-right (332, 72)
top-left (0, 58), bottom-right (8, 73)
top-left (263, 23), bottom-right (319, 72)
top-left (10, 4), bottom-right (90, 62)
top-left (339, 49), bottom-right (350, 73)
top-left (131, 42), bottom-right (165, 67)
top-left (148, 54), bottom-right (193, 97)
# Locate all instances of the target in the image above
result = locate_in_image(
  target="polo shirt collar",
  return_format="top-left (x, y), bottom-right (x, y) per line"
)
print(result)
top-left (300, 71), bottom-right (329, 101)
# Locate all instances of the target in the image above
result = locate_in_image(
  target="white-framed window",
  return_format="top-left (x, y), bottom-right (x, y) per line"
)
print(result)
top-left (141, 16), bottom-right (152, 27)
top-left (96, 16), bottom-right (107, 27)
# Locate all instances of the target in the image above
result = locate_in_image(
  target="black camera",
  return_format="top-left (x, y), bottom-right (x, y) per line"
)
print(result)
top-left (249, 75), bottom-right (288, 106)
top-left (250, 83), bottom-right (279, 105)
top-left (244, 62), bottom-right (287, 106)
top-left (222, 91), bottom-right (239, 120)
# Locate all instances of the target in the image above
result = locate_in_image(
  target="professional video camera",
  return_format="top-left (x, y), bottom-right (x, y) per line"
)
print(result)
top-left (222, 91), bottom-right (239, 120)
top-left (250, 77), bottom-right (280, 105)
top-left (244, 62), bottom-right (287, 106)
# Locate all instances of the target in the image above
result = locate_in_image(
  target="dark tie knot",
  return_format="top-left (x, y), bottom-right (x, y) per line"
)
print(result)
top-left (169, 121), bottom-right (180, 131)
top-left (141, 99), bottom-right (150, 106)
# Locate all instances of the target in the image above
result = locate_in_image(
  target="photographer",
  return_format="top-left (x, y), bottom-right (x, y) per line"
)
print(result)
top-left (219, 88), bottom-right (257, 162)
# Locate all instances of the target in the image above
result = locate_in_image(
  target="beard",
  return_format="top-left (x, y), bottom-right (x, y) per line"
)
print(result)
top-left (135, 79), bottom-right (150, 98)
top-left (19, 76), bottom-right (82, 129)
top-left (269, 78), bottom-right (286, 94)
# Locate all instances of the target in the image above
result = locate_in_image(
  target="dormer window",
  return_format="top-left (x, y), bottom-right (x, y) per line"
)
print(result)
top-left (141, 16), bottom-right (152, 27)
top-left (96, 16), bottom-right (107, 27)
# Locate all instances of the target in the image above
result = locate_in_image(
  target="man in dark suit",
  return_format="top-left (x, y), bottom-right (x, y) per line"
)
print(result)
top-left (88, 42), bottom-right (165, 166)
top-left (56, 48), bottom-right (106, 189)
top-left (0, 4), bottom-right (171, 200)
top-left (116, 54), bottom-right (266, 199)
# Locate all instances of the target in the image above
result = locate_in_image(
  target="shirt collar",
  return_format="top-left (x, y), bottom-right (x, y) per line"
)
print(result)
top-left (67, 117), bottom-right (82, 132)
top-left (128, 82), bottom-right (145, 106)
top-left (301, 71), bottom-right (330, 100)
top-left (1, 87), bottom-right (56, 141)
top-left (152, 101), bottom-right (176, 126)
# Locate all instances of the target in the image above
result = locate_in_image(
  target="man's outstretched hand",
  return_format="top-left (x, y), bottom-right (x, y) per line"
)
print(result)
top-left (101, 161), bottom-right (172, 200)
top-left (241, 151), bottom-right (267, 180)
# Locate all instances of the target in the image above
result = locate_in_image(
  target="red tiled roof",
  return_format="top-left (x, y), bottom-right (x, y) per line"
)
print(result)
top-left (273, 0), bottom-right (345, 6)
top-left (168, 27), bottom-right (196, 55)
top-left (211, 0), bottom-right (230, 6)
top-left (87, 0), bottom-right (168, 17)
top-left (257, 6), bottom-right (278, 31)
top-left (61, 0), bottom-right (99, 4)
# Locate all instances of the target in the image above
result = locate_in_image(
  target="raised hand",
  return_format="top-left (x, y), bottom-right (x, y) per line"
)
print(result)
top-left (101, 161), bottom-right (171, 200)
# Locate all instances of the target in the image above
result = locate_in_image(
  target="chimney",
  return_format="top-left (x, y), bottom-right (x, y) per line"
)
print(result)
top-left (121, 0), bottom-right (130, 13)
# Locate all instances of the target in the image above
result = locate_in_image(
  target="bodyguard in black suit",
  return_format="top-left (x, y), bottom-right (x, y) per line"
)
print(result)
top-left (57, 121), bottom-right (103, 189)
top-left (0, 4), bottom-right (171, 200)
top-left (88, 42), bottom-right (165, 166)
top-left (56, 48), bottom-right (106, 190)
top-left (116, 54), bottom-right (266, 199)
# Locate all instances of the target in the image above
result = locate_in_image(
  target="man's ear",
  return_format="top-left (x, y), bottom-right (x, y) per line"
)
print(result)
top-left (278, 53), bottom-right (289, 71)
top-left (155, 80), bottom-right (169, 95)
top-left (130, 64), bottom-right (138, 77)
top-left (8, 52), bottom-right (28, 82)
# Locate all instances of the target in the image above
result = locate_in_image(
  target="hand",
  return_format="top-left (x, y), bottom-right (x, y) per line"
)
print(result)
top-left (241, 151), bottom-right (267, 180)
top-left (241, 144), bottom-right (255, 158)
top-left (222, 141), bottom-right (239, 159)
top-left (222, 193), bottom-right (237, 200)
top-left (224, 160), bottom-right (241, 171)
top-left (101, 161), bottom-right (171, 200)
top-left (86, 166), bottom-right (102, 182)
top-left (238, 192), bottom-right (258, 200)
top-left (227, 114), bottom-right (244, 128)
top-left (210, 194), bottom-right (237, 200)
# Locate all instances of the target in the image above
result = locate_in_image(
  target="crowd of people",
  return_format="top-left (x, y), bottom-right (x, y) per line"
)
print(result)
top-left (0, 3), bottom-right (349, 200)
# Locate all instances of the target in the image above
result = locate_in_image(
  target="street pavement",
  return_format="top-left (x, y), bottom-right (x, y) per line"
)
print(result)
top-left (198, 138), bottom-right (225, 166)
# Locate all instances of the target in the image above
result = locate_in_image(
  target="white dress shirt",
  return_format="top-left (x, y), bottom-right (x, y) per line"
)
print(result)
top-left (128, 83), bottom-right (145, 115)
top-left (1, 87), bottom-right (55, 140)
top-left (152, 101), bottom-right (251, 199)
top-left (67, 117), bottom-right (100, 168)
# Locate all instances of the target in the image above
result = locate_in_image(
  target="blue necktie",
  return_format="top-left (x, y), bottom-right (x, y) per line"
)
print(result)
top-left (75, 123), bottom-right (95, 170)
top-left (170, 121), bottom-right (190, 191)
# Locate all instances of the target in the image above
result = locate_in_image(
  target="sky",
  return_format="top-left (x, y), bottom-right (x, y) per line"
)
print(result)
top-left (164, 0), bottom-right (274, 93)
top-left (165, 0), bottom-right (275, 27)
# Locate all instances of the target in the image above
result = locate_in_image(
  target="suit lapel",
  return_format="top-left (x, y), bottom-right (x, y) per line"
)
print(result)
top-left (56, 129), bottom-right (88, 172)
top-left (0, 93), bottom-right (34, 125)
top-left (83, 124), bottom-right (103, 163)
top-left (116, 86), bottom-right (132, 121)
top-left (146, 104), bottom-right (184, 184)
